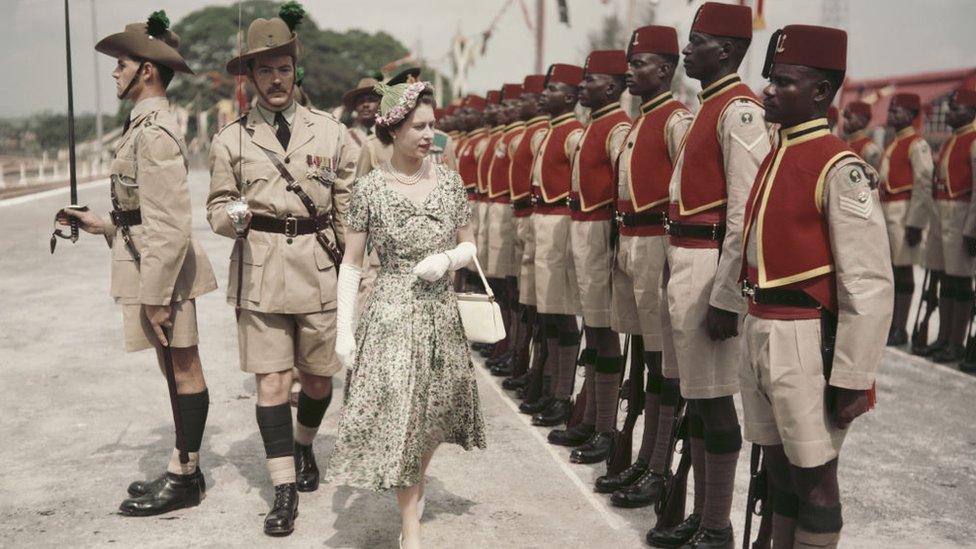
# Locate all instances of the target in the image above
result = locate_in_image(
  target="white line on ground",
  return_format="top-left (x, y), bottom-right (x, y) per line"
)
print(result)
top-left (0, 179), bottom-right (108, 208)
top-left (472, 358), bottom-right (628, 531)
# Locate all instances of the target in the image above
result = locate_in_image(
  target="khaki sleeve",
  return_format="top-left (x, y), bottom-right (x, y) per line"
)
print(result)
top-left (607, 123), bottom-right (631, 165)
top-left (510, 133), bottom-right (524, 155)
top-left (135, 126), bottom-right (192, 306)
top-left (206, 132), bottom-right (242, 240)
top-left (531, 128), bottom-right (547, 153)
top-left (354, 137), bottom-right (375, 178)
top-left (475, 138), bottom-right (489, 159)
top-left (666, 110), bottom-right (693, 162)
top-left (905, 138), bottom-right (935, 228)
top-left (862, 141), bottom-right (883, 172)
top-left (964, 140), bottom-right (976, 238)
top-left (712, 100), bottom-right (772, 314)
top-left (824, 158), bottom-right (894, 390)
top-left (565, 128), bottom-right (584, 162)
top-left (331, 123), bottom-right (357, 249)
top-left (102, 213), bottom-right (116, 248)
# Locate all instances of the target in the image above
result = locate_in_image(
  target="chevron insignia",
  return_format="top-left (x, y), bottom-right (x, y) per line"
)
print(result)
top-left (838, 194), bottom-right (874, 220)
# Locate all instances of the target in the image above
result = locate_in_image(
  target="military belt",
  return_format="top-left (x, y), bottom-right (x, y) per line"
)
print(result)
top-left (512, 197), bottom-right (534, 211)
top-left (616, 211), bottom-right (665, 228)
top-left (741, 281), bottom-right (820, 308)
top-left (666, 221), bottom-right (726, 242)
top-left (250, 213), bottom-right (333, 238)
top-left (110, 208), bottom-right (142, 227)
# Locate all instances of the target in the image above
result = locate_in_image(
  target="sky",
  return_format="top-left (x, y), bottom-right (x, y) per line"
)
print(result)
top-left (2, 0), bottom-right (975, 117)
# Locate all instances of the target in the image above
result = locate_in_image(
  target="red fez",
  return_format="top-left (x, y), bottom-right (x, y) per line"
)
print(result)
top-left (434, 108), bottom-right (445, 120)
top-left (502, 83), bottom-right (524, 101)
top-left (546, 63), bottom-right (584, 87)
top-left (463, 94), bottom-right (486, 111)
top-left (444, 105), bottom-right (457, 116)
top-left (845, 101), bottom-right (872, 121)
top-left (628, 25), bottom-right (680, 58)
top-left (891, 93), bottom-right (921, 111)
top-left (486, 90), bottom-right (502, 106)
top-left (764, 25), bottom-right (846, 78)
top-left (691, 2), bottom-right (752, 40)
top-left (585, 50), bottom-right (628, 76)
top-left (954, 88), bottom-right (976, 107)
top-left (827, 106), bottom-right (839, 125)
top-left (522, 74), bottom-right (546, 94)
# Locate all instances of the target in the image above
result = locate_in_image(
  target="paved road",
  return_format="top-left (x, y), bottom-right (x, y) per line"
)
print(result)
top-left (1, 172), bottom-right (974, 548)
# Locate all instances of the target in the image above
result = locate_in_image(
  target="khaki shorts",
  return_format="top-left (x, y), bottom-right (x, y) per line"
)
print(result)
top-left (486, 202), bottom-right (517, 278)
top-left (237, 309), bottom-right (341, 377)
top-left (662, 246), bottom-right (741, 399)
top-left (475, 201), bottom-right (491, 271)
top-left (533, 214), bottom-right (581, 316)
top-left (571, 219), bottom-right (613, 328)
top-left (881, 200), bottom-right (925, 267)
top-left (611, 235), bottom-right (667, 350)
top-left (740, 315), bottom-right (847, 468)
top-left (926, 200), bottom-right (975, 277)
top-left (515, 215), bottom-right (536, 305)
top-left (123, 299), bottom-right (199, 352)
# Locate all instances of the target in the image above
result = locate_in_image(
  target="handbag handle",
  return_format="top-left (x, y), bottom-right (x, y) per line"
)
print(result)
top-left (469, 253), bottom-right (495, 301)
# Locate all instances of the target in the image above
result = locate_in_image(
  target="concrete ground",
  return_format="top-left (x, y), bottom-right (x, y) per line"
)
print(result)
top-left (1, 172), bottom-right (974, 548)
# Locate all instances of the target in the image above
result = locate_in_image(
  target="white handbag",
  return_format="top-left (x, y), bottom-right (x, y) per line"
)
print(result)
top-left (456, 255), bottom-right (506, 344)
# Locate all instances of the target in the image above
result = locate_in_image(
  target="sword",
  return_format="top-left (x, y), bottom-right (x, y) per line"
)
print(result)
top-left (51, 0), bottom-right (88, 253)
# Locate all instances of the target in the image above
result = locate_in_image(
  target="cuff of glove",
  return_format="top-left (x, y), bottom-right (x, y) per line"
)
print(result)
top-left (445, 241), bottom-right (477, 271)
top-left (336, 262), bottom-right (363, 337)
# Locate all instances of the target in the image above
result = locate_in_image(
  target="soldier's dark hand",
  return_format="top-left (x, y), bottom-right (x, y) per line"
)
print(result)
top-left (904, 226), bottom-right (922, 247)
top-left (57, 207), bottom-right (106, 235)
top-left (144, 304), bottom-right (173, 347)
top-left (829, 386), bottom-right (870, 429)
top-left (965, 236), bottom-right (976, 257)
top-left (705, 305), bottom-right (739, 341)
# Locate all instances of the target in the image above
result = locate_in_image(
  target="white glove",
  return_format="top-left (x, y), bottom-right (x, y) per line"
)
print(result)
top-left (335, 263), bottom-right (362, 369)
top-left (412, 241), bottom-right (477, 281)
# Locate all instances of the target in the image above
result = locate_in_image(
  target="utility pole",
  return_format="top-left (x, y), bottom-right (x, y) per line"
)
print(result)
top-left (90, 0), bottom-right (103, 168)
top-left (534, 0), bottom-right (545, 74)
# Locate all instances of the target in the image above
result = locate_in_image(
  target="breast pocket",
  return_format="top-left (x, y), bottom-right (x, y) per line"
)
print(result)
top-left (229, 241), bottom-right (269, 304)
top-left (314, 244), bottom-right (338, 306)
top-left (110, 158), bottom-right (140, 207)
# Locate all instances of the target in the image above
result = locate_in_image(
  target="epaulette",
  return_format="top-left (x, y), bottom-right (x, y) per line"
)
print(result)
top-left (308, 107), bottom-right (337, 121)
top-left (216, 113), bottom-right (248, 136)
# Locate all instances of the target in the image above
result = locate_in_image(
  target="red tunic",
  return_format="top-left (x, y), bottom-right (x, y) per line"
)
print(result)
top-left (741, 120), bottom-right (858, 317)
top-left (535, 112), bottom-right (583, 215)
top-left (477, 127), bottom-right (505, 196)
top-left (847, 133), bottom-right (873, 158)
top-left (457, 129), bottom-right (487, 192)
top-left (575, 103), bottom-right (631, 213)
top-left (880, 127), bottom-right (922, 202)
top-left (487, 124), bottom-right (523, 203)
top-left (510, 116), bottom-right (549, 203)
top-left (934, 124), bottom-right (976, 201)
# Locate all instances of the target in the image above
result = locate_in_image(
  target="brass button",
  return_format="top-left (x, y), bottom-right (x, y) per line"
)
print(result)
top-left (284, 157), bottom-right (290, 164)
top-left (286, 237), bottom-right (293, 244)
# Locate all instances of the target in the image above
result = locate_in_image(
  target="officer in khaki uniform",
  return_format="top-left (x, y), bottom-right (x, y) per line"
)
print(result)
top-left (740, 25), bottom-right (893, 548)
top-left (879, 92), bottom-right (934, 346)
top-left (599, 25), bottom-right (693, 509)
top-left (60, 11), bottom-right (218, 517)
top-left (206, 5), bottom-right (357, 536)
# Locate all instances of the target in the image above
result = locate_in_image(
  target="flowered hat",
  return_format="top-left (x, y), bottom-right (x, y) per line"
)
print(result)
top-left (374, 80), bottom-right (434, 127)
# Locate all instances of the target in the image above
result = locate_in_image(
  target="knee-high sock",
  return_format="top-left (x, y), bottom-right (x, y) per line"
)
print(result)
top-left (648, 378), bottom-right (679, 473)
top-left (257, 403), bottom-right (295, 486)
top-left (702, 426), bottom-right (742, 529)
top-left (553, 338), bottom-right (576, 400)
top-left (583, 363), bottom-right (597, 425)
top-left (637, 365), bottom-right (662, 462)
top-left (688, 411), bottom-right (706, 514)
top-left (167, 389), bottom-right (209, 475)
top-left (295, 390), bottom-right (332, 446)
top-left (594, 356), bottom-right (623, 432)
top-left (794, 502), bottom-right (842, 549)
top-left (771, 487), bottom-right (799, 549)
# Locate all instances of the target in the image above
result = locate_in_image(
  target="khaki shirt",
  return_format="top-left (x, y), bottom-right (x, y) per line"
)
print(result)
top-left (105, 96), bottom-right (217, 306)
top-left (880, 129), bottom-right (934, 229)
top-left (355, 134), bottom-right (390, 178)
top-left (669, 97), bottom-right (771, 314)
top-left (616, 100), bottom-right (692, 204)
top-left (207, 102), bottom-right (358, 313)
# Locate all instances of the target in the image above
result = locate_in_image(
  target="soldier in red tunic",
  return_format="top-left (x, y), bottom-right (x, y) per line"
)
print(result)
top-left (843, 101), bottom-right (883, 170)
top-left (738, 24), bottom-right (892, 549)
top-left (922, 89), bottom-right (976, 363)
top-left (559, 50), bottom-right (633, 464)
top-left (456, 95), bottom-right (489, 291)
top-left (648, 3), bottom-right (769, 547)
top-left (879, 92), bottom-right (934, 346)
top-left (596, 25), bottom-right (693, 508)
top-left (503, 74), bottom-right (550, 388)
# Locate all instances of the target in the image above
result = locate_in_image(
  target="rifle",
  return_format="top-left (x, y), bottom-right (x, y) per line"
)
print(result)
top-left (50, 0), bottom-right (88, 253)
top-left (742, 444), bottom-right (772, 549)
top-left (567, 331), bottom-right (591, 427)
top-left (962, 300), bottom-right (976, 366)
top-left (607, 335), bottom-right (644, 475)
top-left (654, 398), bottom-right (688, 529)
top-left (910, 270), bottom-right (939, 353)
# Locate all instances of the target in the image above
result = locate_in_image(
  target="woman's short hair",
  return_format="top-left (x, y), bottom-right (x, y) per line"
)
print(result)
top-left (375, 91), bottom-right (437, 146)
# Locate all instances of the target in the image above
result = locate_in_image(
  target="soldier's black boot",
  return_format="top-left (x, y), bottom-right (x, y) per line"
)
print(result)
top-left (264, 483), bottom-right (299, 536)
top-left (569, 431), bottom-right (614, 464)
top-left (503, 370), bottom-right (530, 390)
top-left (646, 513), bottom-right (701, 548)
top-left (127, 469), bottom-right (206, 498)
top-left (490, 356), bottom-right (514, 376)
top-left (294, 443), bottom-right (319, 493)
top-left (119, 472), bottom-right (204, 516)
top-left (594, 460), bottom-right (647, 493)
top-left (610, 469), bottom-right (665, 508)
top-left (531, 398), bottom-right (572, 426)
top-left (933, 343), bottom-right (965, 363)
top-left (548, 422), bottom-right (595, 447)
top-left (886, 326), bottom-right (908, 346)
top-left (681, 525), bottom-right (733, 548)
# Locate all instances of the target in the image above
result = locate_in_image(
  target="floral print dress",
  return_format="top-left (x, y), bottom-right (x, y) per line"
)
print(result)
top-left (326, 164), bottom-right (487, 491)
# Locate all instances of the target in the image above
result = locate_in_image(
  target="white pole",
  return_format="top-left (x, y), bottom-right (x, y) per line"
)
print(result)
top-left (0, 163), bottom-right (5, 189)
top-left (19, 162), bottom-right (27, 186)
top-left (41, 151), bottom-right (49, 182)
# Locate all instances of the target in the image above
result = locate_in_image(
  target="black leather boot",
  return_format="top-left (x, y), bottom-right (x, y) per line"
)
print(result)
top-left (933, 343), bottom-right (965, 363)
top-left (486, 350), bottom-right (513, 368)
top-left (610, 469), bottom-right (664, 508)
top-left (531, 398), bottom-right (572, 427)
top-left (294, 443), bottom-right (319, 493)
top-left (548, 422), bottom-right (595, 447)
top-left (119, 472), bottom-right (204, 516)
top-left (127, 468), bottom-right (205, 498)
top-left (519, 394), bottom-right (552, 415)
top-left (264, 483), bottom-right (299, 536)
top-left (647, 513), bottom-right (701, 548)
top-left (594, 460), bottom-right (647, 493)
top-left (490, 356), bottom-right (514, 377)
top-left (681, 525), bottom-right (733, 548)
top-left (886, 327), bottom-right (908, 346)
top-left (569, 431), bottom-right (614, 464)
top-left (502, 370), bottom-right (530, 391)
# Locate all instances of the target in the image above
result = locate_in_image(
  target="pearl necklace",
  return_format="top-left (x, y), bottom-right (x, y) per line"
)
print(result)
top-left (386, 158), bottom-right (427, 186)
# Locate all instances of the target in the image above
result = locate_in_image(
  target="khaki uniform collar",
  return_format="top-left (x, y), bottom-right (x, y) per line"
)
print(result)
top-left (129, 96), bottom-right (169, 123)
top-left (699, 73), bottom-right (741, 103)
top-left (255, 100), bottom-right (297, 128)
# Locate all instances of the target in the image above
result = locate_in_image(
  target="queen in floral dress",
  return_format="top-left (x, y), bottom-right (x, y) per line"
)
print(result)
top-left (327, 80), bottom-right (485, 548)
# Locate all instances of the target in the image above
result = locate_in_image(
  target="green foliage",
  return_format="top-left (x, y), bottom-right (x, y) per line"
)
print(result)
top-left (278, 1), bottom-right (305, 32)
top-left (146, 10), bottom-right (170, 37)
top-left (0, 113), bottom-right (116, 155)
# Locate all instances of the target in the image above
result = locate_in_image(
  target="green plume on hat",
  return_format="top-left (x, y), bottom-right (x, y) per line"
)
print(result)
top-left (296, 66), bottom-right (306, 86)
top-left (146, 10), bottom-right (170, 38)
top-left (279, 1), bottom-right (306, 32)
